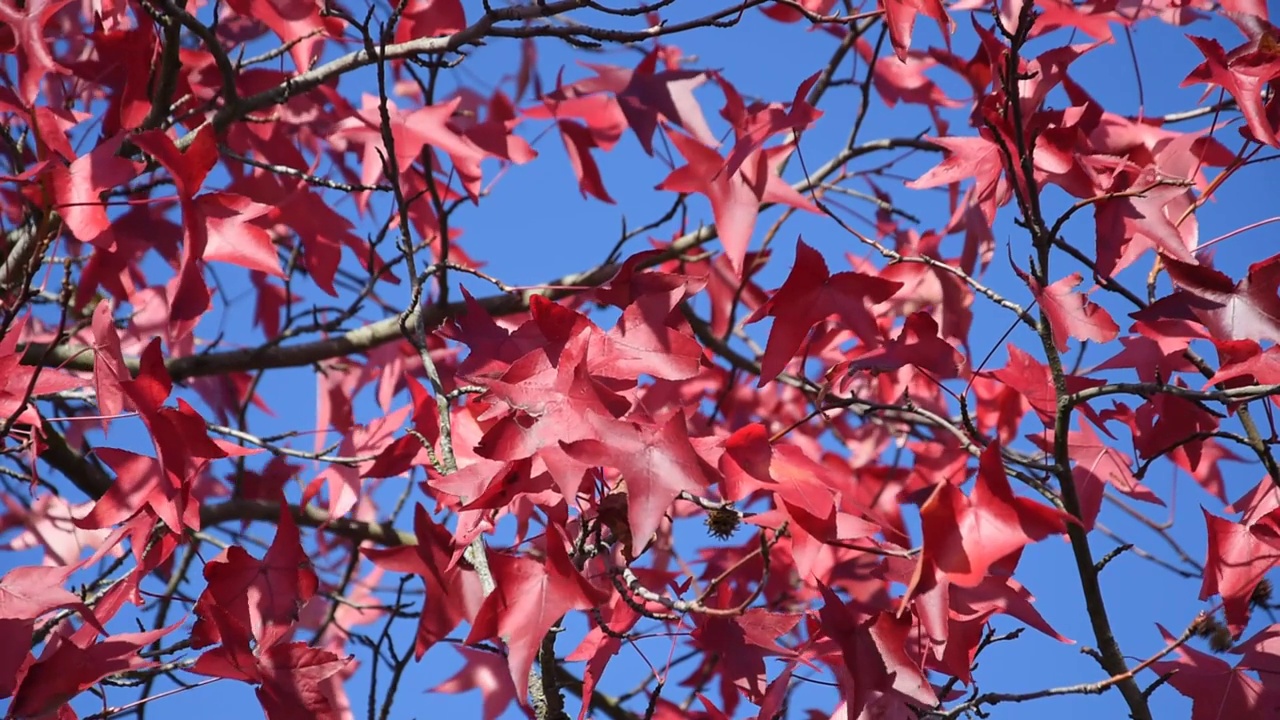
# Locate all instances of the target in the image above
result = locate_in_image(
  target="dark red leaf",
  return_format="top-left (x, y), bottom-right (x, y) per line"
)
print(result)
top-left (1150, 624), bottom-right (1275, 720)
top-left (1163, 254), bottom-right (1280, 344)
top-left (748, 238), bottom-right (901, 386)
top-left (464, 526), bottom-right (606, 705)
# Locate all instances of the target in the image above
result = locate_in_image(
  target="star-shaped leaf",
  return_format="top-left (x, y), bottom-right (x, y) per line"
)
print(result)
top-left (562, 409), bottom-right (711, 558)
top-left (747, 238), bottom-right (902, 386)
top-left (464, 526), bottom-right (606, 705)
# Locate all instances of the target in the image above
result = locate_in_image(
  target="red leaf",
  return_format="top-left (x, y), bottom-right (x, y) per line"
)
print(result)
top-left (690, 608), bottom-right (801, 704)
top-left (10, 623), bottom-right (173, 718)
top-left (190, 605), bottom-right (352, 720)
top-left (578, 47), bottom-right (717, 155)
top-left (455, 90), bottom-right (537, 165)
top-left (464, 526), bottom-right (606, 705)
top-left (907, 133), bottom-right (1010, 225)
top-left (304, 405), bottom-right (411, 519)
top-left (950, 575), bottom-right (1070, 647)
top-left (1094, 180), bottom-right (1198, 268)
top-left (64, 24), bottom-right (158, 133)
top-left (816, 584), bottom-right (937, 717)
top-left (394, 0), bottom-right (464, 44)
top-left (882, 0), bottom-right (952, 61)
top-left (89, 300), bottom-right (129, 425)
top-left (899, 561), bottom-right (1069, 684)
top-left (990, 344), bottom-right (1105, 426)
top-left (229, 174), bottom-right (361, 296)
top-left (657, 139), bottom-right (817, 275)
top-left (361, 504), bottom-right (484, 658)
top-left (477, 324), bottom-right (630, 500)
top-left (1163, 254), bottom-right (1280, 344)
top-left (332, 96), bottom-right (491, 202)
top-left (0, 493), bottom-right (113, 567)
top-left (1093, 334), bottom-right (1198, 384)
top-left (134, 128), bottom-right (217, 198)
top-left (0, 0), bottom-right (73, 104)
top-left (861, 38), bottom-right (967, 111)
top-left (563, 410), bottom-right (711, 557)
top-left (1200, 508), bottom-right (1280, 636)
top-left (192, 505), bottom-right (318, 646)
top-left (526, 76), bottom-right (626, 153)
top-left (911, 440), bottom-right (1071, 591)
top-left (0, 564), bottom-right (108, 702)
top-left (566, 599), bottom-right (636, 720)
top-left (1150, 624), bottom-right (1274, 720)
top-left (1207, 339), bottom-right (1280, 387)
top-left (1030, 272), bottom-right (1120, 351)
top-left (601, 293), bottom-right (705, 381)
top-left (430, 645), bottom-right (522, 720)
top-left (199, 193), bottom-right (284, 277)
top-left (1235, 621), bottom-right (1280, 676)
top-left (253, 642), bottom-right (353, 720)
top-left (75, 447), bottom-right (200, 534)
top-left (52, 135), bottom-right (144, 248)
top-left (0, 316), bottom-right (87, 431)
top-left (761, 0), bottom-right (834, 23)
top-left (367, 375), bottom-right (441, 478)
top-left (838, 311), bottom-right (962, 380)
top-left (133, 128), bottom-right (221, 322)
top-left (717, 72), bottom-right (823, 179)
top-left (555, 119), bottom-right (615, 203)
top-left (223, 0), bottom-right (342, 72)
top-left (747, 238), bottom-right (902, 386)
top-left (1132, 389), bottom-right (1219, 470)
top-left (0, 565), bottom-right (105, 630)
top-left (1183, 34), bottom-right (1280, 148)
top-left (1067, 420), bottom-right (1163, 507)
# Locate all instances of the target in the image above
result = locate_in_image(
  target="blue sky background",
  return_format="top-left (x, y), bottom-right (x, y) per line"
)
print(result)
top-left (4, 1), bottom-right (1280, 719)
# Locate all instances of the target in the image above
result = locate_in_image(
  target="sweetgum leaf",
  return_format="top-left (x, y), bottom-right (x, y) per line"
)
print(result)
top-left (464, 526), bottom-right (606, 704)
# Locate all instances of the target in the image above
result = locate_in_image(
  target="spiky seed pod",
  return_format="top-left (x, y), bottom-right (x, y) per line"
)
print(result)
top-left (705, 505), bottom-right (740, 540)
top-left (1209, 624), bottom-right (1235, 653)
top-left (1251, 578), bottom-right (1273, 608)
top-left (1193, 614), bottom-right (1223, 639)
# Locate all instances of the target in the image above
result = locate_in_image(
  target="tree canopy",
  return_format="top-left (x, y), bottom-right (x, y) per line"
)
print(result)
top-left (2, 1), bottom-right (1280, 719)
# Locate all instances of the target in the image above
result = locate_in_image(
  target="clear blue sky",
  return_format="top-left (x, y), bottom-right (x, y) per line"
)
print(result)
top-left (5, 3), bottom-right (1279, 719)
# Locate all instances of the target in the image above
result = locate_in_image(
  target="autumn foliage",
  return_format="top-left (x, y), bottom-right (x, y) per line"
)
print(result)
top-left (3, 0), bottom-right (1280, 718)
